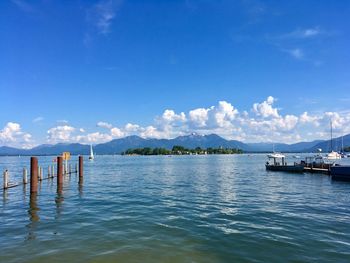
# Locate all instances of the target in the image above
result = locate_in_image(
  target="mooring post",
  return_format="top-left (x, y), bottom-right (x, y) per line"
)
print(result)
top-left (51, 165), bottom-right (54, 178)
top-left (3, 170), bottom-right (9, 189)
top-left (48, 165), bottom-right (51, 178)
top-left (23, 167), bottom-right (28, 184)
top-left (37, 166), bottom-right (41, 181)
top-left (75, 163), bottom-right (78, 173)
top-left (30, 157), bottom-right (38, 193)
top-left (39, 166), bottom-right (43, 181)
top-left (57, 156), bottom-right (63, 187)
top-left (79, 156), bottom-right (83, 178)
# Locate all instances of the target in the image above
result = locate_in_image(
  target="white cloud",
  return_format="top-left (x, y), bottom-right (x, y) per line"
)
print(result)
top-left (188, 101), bottom-right (238, 129)
top-left (287, 48), bottom-right (304, 59)
top-left (124, 123), bottom-right (141, 132)
top-left (20, 96), bottom-right (350, 146)
top-left (299, 112), bottom-right (320, 125)
top-left (33, 116), bottom-right (44, 123)
top-left (87, 0), bottom-right (122, 35)
top-left (161, 109), bottom-right (186, 123)
top-left (252, 96), bottom-right (279, 118)
top-left (0, 122), bottom-right (33, 148)
top-left (282, 27), bottom-right (322, 39)
top-left (111, 127), bottom-right (124, 138)
top-left (76, 132), bottom-right (112, 143)
top-left (97, 121), bottom-right (113, 129)
top-left (47, 125), bottom-right (75, 143)
top-left (303, 28), bottom-right (320, 37)
top-left (139, 126), bottom-right (172, 139)
top-left (208, 101), bottom-right (238, 128)
top-left (189, 108), bottom-right (209, 127)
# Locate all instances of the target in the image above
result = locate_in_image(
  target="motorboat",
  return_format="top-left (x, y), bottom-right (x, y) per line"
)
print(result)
top-left (266, 153), bottom-right (304, 173)
top-left (330, 165), bottom-right (350, 181)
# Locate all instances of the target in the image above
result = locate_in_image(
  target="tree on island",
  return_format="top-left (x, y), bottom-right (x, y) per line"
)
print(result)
top-left (122, 146), bottom-right (243, 155)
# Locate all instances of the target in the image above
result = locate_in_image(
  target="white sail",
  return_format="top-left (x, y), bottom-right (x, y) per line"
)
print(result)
top-left (89, 144), bottom-right (94, 160)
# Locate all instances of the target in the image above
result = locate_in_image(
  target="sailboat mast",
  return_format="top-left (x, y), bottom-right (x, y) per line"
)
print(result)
top-left (330, 120), bottom-right (333, 151)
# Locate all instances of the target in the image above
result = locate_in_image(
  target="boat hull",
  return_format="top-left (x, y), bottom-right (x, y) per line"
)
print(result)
top-left (330, 165), bottom-right (350, 181)
top-left (266, 165), bottom-right (304, 173)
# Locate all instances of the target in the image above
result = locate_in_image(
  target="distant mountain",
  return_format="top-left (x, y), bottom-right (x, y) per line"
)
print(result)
top-left (94, 134), bottom-right (248, 154)
top-left (0, 146), bottom-right (23, 155)
top-left (0, 143), bottom-right (89, 156)
top-left (1, 133), bottom-right (349, 155)
top-left (306, 134), bottom-right (350, 152)
top-left (246, 140), bottom-right (324, 152)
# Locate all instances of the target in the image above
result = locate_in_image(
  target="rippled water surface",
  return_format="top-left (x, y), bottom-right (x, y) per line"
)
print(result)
top-left (1, 154), bottom-right (350, 262)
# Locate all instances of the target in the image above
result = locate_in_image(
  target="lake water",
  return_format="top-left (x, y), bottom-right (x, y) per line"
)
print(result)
top-left (1, 154), bottom-right (350, 262)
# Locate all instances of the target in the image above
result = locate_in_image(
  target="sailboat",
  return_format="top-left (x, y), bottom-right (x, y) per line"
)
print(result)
top-left (89, 144), bottom-right (94, 160)
top-left (326, 120), bottom-right (341, 160)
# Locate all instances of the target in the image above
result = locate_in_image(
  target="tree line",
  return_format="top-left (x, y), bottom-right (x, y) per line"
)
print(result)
top-left (122, 145), bottom-right (243, 155)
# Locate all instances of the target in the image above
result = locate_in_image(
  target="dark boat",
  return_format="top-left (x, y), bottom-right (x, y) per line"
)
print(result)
top-left (330, 165), bottom-right (350, 181)
top-left (301, 155), bottom-right (332, 169)
top-left (265, 153), bottom-right (304, 173)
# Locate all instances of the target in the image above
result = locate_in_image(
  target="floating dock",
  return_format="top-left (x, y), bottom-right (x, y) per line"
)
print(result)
top-left (303, 166), bottom-right (330, 175)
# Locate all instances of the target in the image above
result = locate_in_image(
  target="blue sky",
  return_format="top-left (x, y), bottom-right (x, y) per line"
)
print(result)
top-left (1, 0), bottom-right (350, 148)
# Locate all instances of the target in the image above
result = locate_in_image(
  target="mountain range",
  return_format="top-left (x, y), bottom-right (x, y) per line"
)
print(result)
top-left (0, 133), bottom-right (349, 156)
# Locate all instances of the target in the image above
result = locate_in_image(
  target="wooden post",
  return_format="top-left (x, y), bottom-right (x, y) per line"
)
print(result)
top-left (51, 165), bottom-right (55, 178)
top-left (30, 157), bottom-right (38, 193)
top-left (57, 156), bottom-right (63, 186)
top-left (39, 166), bottom-right (43, 181)
top-left (79, 156), bottom-right (83, 178)
top-left (3, 170), bottom-right (9, 189)
top-left (48, 165), bottom-right (51, 178)
top-left (23, 167), bottom-right (28, 184)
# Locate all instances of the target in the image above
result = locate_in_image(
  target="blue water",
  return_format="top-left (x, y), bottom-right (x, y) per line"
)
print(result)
top-left (1, 154), bottom-right (350, 262)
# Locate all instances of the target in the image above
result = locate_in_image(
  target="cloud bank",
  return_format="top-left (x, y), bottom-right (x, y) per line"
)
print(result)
top-left (2, 96), bottom-right (350, 148)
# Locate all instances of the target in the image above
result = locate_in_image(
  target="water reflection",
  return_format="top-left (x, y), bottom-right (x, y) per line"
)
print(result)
top-left (26, 193), bottom-right (40, 240)
top-left (78, 177), bottom-right (83, 198)
top-left (55, 188), bottom-right (64, 219)
top-left (2, 189), bottom-right (8, 205)
top-left (22, 184), bottom-right (27, 202)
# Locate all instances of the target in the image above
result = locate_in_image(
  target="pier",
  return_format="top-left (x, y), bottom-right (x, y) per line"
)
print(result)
top-left (303, 166), bottom-right (330, 175)
top-left (2, 155), bottom-right (84, 190)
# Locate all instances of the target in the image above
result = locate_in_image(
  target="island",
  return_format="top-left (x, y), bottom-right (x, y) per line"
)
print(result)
top-left (121, 145), bottom-right (243, 155)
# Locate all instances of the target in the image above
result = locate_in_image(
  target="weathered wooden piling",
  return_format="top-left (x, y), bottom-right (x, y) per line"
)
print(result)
top-left (23, 168), bottom-right (28, 184)
top-left (3, 170), bottom-right (9, 189)
top-left (48, 165), bottom-right (51, 178)
top-left (57, 156), bottom-right (63, 186)
top-left (30, 157), bottom-right (38, 193)
top-left (79, 156), bottom-right (83, 178)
